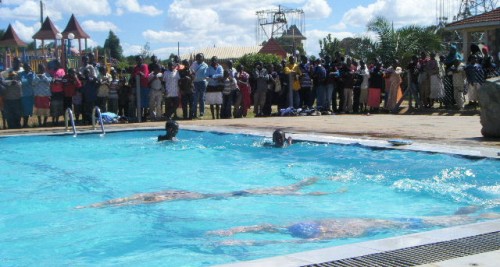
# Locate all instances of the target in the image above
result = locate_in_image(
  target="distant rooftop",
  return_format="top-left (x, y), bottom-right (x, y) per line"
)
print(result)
top-left (446, 8), bottom-right (500, 31)
top-left (181, 46), bottom-right (262, 62)
top-left (0, 24), bottom-right (27, 47)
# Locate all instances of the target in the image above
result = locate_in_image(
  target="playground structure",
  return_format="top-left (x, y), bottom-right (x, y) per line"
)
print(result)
top-left (0, 13), bottom-right (101, 73)
top-left (255, 5), bottom-right (305, 46)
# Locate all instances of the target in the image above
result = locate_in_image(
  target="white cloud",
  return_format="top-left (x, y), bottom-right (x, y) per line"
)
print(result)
top-left (302, 0), bottom-right (332, 19)
top-left (0, 0), bottom-right (111, 22)
top-left (122, 43), bottom-right (143, 56)
top-left (341, 0), bottom-right (438, 29)
top-left (151, 46), bottom-right (195, 60)
top-left (82, 20), bottom-right (119, 32)
top-left (142, 30), bottom-right (185, 43)
top-left (115, 0), bottom-right (163, 16)
top-left (51, 0), bottom-right (112, 17)
top-left (0, 1), bottom-right (62, 21)
top-left (11, 20), bottom-right (40, 42)
top-left (305, 29), bottom-right (356, 57)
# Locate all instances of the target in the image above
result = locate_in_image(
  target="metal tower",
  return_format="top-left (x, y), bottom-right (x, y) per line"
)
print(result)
top-left (256, 5), bottom-right (305, 44)
top-left (436, 0), bottom-right (498, 26)
top-left (455, 0), bottom-right (498, 20)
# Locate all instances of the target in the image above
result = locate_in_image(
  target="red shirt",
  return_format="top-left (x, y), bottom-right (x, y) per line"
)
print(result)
top-left (51, 68), bottom-right (66, 93)
top-left (62, 74), bottom-right (82, 97)
top-left (133, 64), bottom-right (150, 88)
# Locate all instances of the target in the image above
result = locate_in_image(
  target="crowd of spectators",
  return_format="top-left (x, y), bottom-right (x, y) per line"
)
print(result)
top-left (0, 43), bottom-right (497, 129)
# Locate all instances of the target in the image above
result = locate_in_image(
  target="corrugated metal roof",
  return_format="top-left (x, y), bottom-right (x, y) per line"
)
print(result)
top-left (181, 46), bottom-right (262, 61)
top-left (446, 8), bottom-right (500, 30)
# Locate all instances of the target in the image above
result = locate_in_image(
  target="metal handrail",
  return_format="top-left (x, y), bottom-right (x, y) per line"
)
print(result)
top-left (92, 106), bottom-right (106, 135)
top-left (64, 108), bottom-right (77, 137)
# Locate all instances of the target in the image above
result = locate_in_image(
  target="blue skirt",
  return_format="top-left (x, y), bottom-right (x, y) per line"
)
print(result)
top-left (21, 96), bottom-right (34, 116)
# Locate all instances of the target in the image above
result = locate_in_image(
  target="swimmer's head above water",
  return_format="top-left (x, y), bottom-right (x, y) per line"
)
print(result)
top-left (158, 120), bottom-right (179, 141)
top-left (272, 129), bottom-right (292, 147)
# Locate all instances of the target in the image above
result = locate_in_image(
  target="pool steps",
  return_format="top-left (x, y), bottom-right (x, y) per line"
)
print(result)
top-left (64, 108), bottom-right (77, 137)
top-left (91, 106), bottom-right (106, 135)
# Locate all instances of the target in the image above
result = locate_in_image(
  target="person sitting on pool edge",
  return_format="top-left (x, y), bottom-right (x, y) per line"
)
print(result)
top-left (158, 119), bottom-right (179, 141)
top-left (263, 129), bottom-right (292, 147)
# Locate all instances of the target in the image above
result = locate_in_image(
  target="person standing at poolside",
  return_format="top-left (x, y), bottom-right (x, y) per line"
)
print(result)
top-left (417, 51), bottom-right (431, 108)
top-left (163, 62), bottom-right (180, 120)
top-left (107, 69), bottom-right (120, 114)
top-left (62, 68), bottom-right (82, 114)
top-left (368, 61), bottom-right (384, 112)
top-left (32, 64), bottom-right (52, 127)
top-left (190, 53), bottom-right (208, 119)
top-left (284, 56), bottom-right (302, 109)
top-left (133, 55), bottom-right (150, 121)
top-left (148, 65), bottom-right (164, 120)
top-left (178, 60), bottom-right (194, 120)
top-left (19, 63), bottom-right (35, 127)
top-left (253, 61), bottom-right (269, 117)
top-left (50, 61), bottom-right (66, 126)
top-left (205, 56), bottom-right (224, 120)
top-left (1, 70), bottom-right (22, 129)
top-left (96, 66), bottom-right (111, 113)
top-left (235, 64), bottom-right (251, 118)
top-left (426, 53), bottom-right (444, 108)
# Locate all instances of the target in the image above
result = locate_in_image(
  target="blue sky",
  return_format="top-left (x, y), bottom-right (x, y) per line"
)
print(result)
top-left (0, 0), bottom-right (473, 59)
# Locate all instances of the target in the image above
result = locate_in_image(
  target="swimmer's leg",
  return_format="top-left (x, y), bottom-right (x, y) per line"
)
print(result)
top-left (207, 224), bottom-right (278, 236)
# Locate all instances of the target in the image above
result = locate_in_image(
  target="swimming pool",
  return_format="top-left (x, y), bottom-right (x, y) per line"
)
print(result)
top-left (0, 129), bottom-right (499, 266)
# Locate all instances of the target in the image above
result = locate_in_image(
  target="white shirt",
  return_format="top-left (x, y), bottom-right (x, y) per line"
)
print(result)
top-left (163, 69), bottom-right (180, 97)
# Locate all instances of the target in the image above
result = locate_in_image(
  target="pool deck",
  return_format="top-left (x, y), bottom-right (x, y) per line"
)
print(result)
top-left (1, 114), bottom-right (499, 266)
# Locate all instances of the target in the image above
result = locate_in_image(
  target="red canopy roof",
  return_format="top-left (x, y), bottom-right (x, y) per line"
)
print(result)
top-left (62, 14), bottom-right (90, 39)
top-left (259, 38), bottom-right (287, 59)
top-left (32, 16), bottom-right (60, 40)
top-left (0, 24), bottom-right (27, 47)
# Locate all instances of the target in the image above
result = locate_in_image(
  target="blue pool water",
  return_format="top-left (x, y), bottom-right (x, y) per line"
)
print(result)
top-left (0, 130), bottom-right (499, 267)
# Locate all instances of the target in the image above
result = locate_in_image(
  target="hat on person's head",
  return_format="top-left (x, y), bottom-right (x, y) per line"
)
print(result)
top-left (482, 45), bottom-right (489, 55)
top-left (395, 67), bottom-right (403, 74)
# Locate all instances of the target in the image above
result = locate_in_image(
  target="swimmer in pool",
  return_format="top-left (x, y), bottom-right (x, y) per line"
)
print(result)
top-left (263, 129), bottom-right (293, 148)
top-left (208, 212), bottom-right (500, 242)
top-left (158, 120), bottom-right (179, 141)
top-left (77, 177), bottom-right (326, 208)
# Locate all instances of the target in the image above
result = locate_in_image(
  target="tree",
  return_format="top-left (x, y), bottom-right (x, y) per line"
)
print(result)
top-left (103, 30), bottom-right (123, 60)
top-left (367, 16), bottom-right (442, 65)
top-left (235, 53), bottom-right (282, 70)
top-left (319, 34), bottom-right (341, 58)
top-left (140, 42), bottom-right (152, 59)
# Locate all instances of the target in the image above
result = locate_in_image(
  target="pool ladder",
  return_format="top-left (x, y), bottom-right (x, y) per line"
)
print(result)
top-left (64, 108), bottom-right (77, 137)
top-left (92, 106), bottom-right (106, 135)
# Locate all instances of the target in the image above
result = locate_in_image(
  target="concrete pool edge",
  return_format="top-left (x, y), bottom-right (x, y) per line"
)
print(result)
top-left (180, 125), bottom-right (500, 159)
top-left (212, 219), bottom-right (500, 267)
top-left (1, 124), bottom-right (498, 159)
